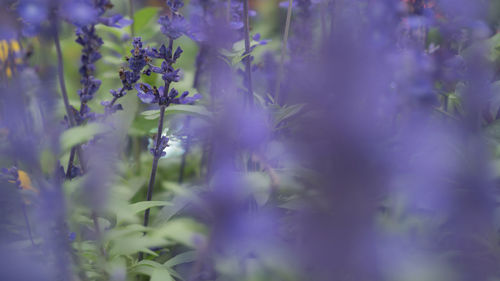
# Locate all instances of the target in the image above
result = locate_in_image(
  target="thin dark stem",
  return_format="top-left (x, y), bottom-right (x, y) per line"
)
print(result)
top-left (144, 106), bottom-right (166, 223)
top-left (53, 20), bottom-right (76, 127)
top-left (106, 87), bottom-right (126, 110)
top-left (66, 145), bottom-right (86, 178)
top-left (274, 0), bottom-right (293, 104)
top-left (242, 0), bottom-right (253, 106)
top-left (139, 40), bottom-right (174, 262)
top-left (66, 147), bottom-right (77, 178)
top-left (193, 45), bottom-right (206, 90)
top-left (54, 18), bottom-right (88, 177)
top-left (110, 96), bottom-right (119, 107)
top-left (138, 105), bottom-right (166, 262)
top-left (129, 0), bottom-right (135, 37)
top-left (21, 204), bottom-right (34, 246)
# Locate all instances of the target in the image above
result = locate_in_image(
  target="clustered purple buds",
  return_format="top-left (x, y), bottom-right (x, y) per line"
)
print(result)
top-left (167, 0), bottom-right (185, 12)
top-left (0, 167), bottom-right (22, 189)
top-left (123, 37), bottom-right (149, 89)
top-left (65, 0), bottom-right (131, 124)
top-left (158, 14), bottom-right (188, 40)
top-left (101, 37), bottom-right (149, 114)
top-left (150, 136), bottom-right (170, 157)
top-left (136, 82), bottom-right (201, 105)
top-left (134, 38), bottom-right (201, 107)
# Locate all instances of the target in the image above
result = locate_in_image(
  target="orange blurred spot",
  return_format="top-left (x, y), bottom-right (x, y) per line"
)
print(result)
top-left (17, 170), bottom-right (37, 193)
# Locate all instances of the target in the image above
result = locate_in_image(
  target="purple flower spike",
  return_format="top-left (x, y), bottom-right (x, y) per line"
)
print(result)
top-left (158, 14), bottom-right (188, 39)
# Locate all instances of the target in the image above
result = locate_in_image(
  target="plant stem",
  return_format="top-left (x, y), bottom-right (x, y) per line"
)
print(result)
top-left (53, 20), bottom-right (76, 128)
top-left (143, 105), bottom-right (166, 225)
top-left (193, 45), bottom-right (206, 90)
top-left (274, 0), bottom-right (293, 104)
top-left (66, 148), bottom-right (77, 178)
top-left (242, 0), bottom-right (253, 106)
top-left (139, 39), bottom-right (174, 261)
top-left (129, 0), bottom-right (135, 37)
top-left (109, 87), bottom-right (125, 107)
top-left (53, 17), bottom-right (87, 176)
top-left (138, 105), bottom-right (166, 262)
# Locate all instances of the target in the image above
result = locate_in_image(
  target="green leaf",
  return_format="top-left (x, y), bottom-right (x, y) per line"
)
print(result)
top-left (141, 109), bottom-right (161, 116)
top-left (151, 267), bottom-right (174, 281)
top-left (104, 224), bottom-right (147, 242)
top-left (166, 105), bottom-right (211, 119)
top-left (153, 218), bottom-right (207, 248)
top-left (273, 104), bottom-right (305, 127)
top-left (141, 105), bottom-right (211, 120)
top-left (60, 123), bottom-right (108, 152)
top-left (164, 250), bottom-right (197, 267)
top-left (132, 261), bottom-right (176, 281)
top-left (109, 234), bottom-right (169, 256)
top-left (133, 7), bottom-right (161, 33)
top-left (488, 32), bottom-right (500, 62)
top-left (132, 260), bottom-right (162, 276)
top-left (130, 201), bottom-right (172, 214)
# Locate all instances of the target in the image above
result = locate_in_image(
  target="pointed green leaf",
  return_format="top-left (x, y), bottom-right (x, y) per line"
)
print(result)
top-left (130, 201), bottom-right (171, 214)
top-left (60, 123), bottom-right (108, 152)
top-left (164, 251), bottom-right (197, 267)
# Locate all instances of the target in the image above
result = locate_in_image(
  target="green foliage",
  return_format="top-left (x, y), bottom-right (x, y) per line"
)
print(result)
top-left (60, 123), bottom-right (108, 152)
top-left (141, 105), bottom-right (212, 120)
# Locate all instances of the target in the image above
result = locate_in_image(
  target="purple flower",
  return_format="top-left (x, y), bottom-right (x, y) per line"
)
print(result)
top-left (18, 0), bottom-right (48, 25)
top-left (136, 82), bottom-right (160, 104)
top-left (135, 82), bottom-right (201, 106)
top-left (167, 0), bottom-right (185, 12)
top-left (62, 0), bottom-right (98, 27)
top-left (78, 76), bottom-right (101, 103)
top-left (17, 0), bottom-right (49, 36)
top-left (98, 14), bottom-right (132, 28)
top-left (150, 136), bottom-right (169, 157)
top-left (158, 14), bottom-right (188, 39)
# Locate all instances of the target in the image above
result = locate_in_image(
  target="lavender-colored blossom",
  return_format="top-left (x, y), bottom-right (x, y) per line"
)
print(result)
top-left (136, 82), bottom-right (201, 105)
top-left (150, 136), bottom-right (169, 157)
top-left (159, 13), bottom-right (188, 40)
top-left (167, 0), bottom-right (184, 12)
top-left (17, 0), bottom-right (49, 36)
